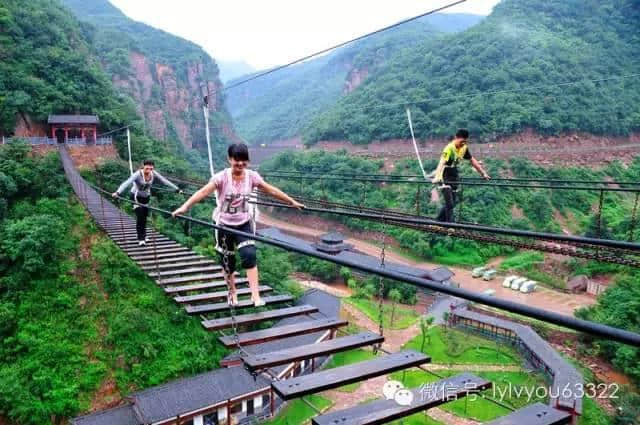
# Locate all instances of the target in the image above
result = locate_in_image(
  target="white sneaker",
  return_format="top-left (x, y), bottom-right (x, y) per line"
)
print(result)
top-left (144, 236), bottom-right (149, 242)
top-left (253, 298), bottom-right (266, 307)
top-left (138, 240), bottom-right (146, 246)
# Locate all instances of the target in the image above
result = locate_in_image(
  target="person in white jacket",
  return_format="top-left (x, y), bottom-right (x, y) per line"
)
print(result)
top-left (112, 159), bottom-right (182, 245)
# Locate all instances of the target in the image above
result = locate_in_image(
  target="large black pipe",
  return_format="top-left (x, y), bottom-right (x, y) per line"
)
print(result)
top-left (82, 182), bottom-right (640, 347)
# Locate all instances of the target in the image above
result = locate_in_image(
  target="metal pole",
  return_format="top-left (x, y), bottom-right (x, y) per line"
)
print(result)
top-left (203, 105), bottom-right (214, 178)
top-left (126, 127), bottom-right (133, 175)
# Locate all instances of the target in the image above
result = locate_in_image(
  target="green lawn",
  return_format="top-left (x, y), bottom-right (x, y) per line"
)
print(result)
top-left (263, 394), bottom-right (332, 425)
top-left (344, 297), bottom-right (420, 330)
top-left (390, 413), bottom-right (446, 425)
top-left (403, 326), bottom-right (520, 365)
top-left (324, 349), bottom-right (377, 392)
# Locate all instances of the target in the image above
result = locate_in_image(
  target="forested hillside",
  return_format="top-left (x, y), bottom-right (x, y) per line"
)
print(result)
top-left (0, 0), bottom-right (135, 137)
top-left (61, 0), bottom-right (231, 150)
top-left (304, 0), bottom-right (640, 143)
top-left (226, 13), bottom-right (482, 144)
top-left (0, 144), bottom-right (245, 424)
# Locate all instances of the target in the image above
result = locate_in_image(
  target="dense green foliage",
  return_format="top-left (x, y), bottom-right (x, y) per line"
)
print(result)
top-left (303, 0), bottom-right (640, 143)
top-left (226, 14), bottom-right (482, 144)
top-left (576, 271), bottom-right (640, 385)
top-left (0, 144), bottom-right (229, 423)
top-left (260, 150), bottom-right (640, 268)
top-left (0, 0), bottom-right (136, 135)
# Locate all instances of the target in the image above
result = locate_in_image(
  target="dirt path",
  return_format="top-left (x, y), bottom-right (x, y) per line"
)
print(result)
top-left (258, 214), bottom-right (596, 316)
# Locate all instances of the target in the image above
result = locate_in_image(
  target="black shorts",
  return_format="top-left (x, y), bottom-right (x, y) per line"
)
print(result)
top-left (215, 220), bottom-right (255, 255)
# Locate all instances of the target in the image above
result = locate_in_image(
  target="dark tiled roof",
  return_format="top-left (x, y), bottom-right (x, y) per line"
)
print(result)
top-left (48, 115), bottom-right (99, 124)
top-left (129, 367), bottom-right (270, 424)
top-left (452, 309), bottom-right (583, 414)
top-left (258, 228), bottom-right (453, 283)
top-left (71, 404), bottom-right (139, 425)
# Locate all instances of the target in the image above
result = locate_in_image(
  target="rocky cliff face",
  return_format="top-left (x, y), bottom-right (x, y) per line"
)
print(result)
top-left (111, 52), bottom-right (223, 150)
top-left (60, 0), bottom-right (232, 151)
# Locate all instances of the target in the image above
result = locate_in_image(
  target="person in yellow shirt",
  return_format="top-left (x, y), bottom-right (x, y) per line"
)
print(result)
top-left (431, 129), bottom-right (490, 222)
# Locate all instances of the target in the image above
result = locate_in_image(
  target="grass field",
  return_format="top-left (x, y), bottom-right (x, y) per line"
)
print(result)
top-left (403, 326), bottom-right (520, 365)
top-left (344, 297), bottom-right (420, 330)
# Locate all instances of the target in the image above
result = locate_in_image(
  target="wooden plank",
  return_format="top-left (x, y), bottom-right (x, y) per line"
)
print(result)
top-left (140, 259), bottom-right (215, 270)
top-left (175, 285), bottom-right (272, 304)
top-left (123, 243), bottom-right (184, 253)
top-left (156, 272), bottom-right (226, 286)
top-left (116, 237), bottom-right (172, 246)
top-left (219, 318), bottom-right (348, 347)
top-left (147, 265), bottom-right (222, 278)
top-left (485, 403), bottom-right (572, 425)
top-left (130, 251), bottom-right (198, 261)
top-left (136, 254), bottom-right (203, 265)
top-left (164, 278), bottom-right (249, 295)
top-left (272, 350), bottom-right (430, 400)
top-left (203, 305), bottom-right (319, 331)
top-left (312, 373), bottom-right (491, 425)
top-left (243, 331), bottom-right (384, 371)
top-left (185, 294), bottom-right (294, 315)
top-left (123, 246), bottom-right (191, 255)
top-left (218, 319), bottom-right (349, 348)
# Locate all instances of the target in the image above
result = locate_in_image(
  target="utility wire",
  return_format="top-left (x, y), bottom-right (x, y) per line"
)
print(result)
top-left (223, 0), bottom-right (468, 91)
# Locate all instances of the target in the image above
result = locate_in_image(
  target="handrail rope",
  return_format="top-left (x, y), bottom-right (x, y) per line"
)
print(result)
top-left (165, 171), bottom-right (640, 189)
top-left (84, 180), bottom-right (640, 347)
top-left (143, 182), bottom-right (640, 259)
top-left (250, 199), bottom-right (640, 252)
top-left (262, 173), bottom-right (640, 193)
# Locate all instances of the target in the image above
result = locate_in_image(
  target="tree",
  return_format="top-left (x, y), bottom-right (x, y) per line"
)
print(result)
top-left (388, 289), bottom-right (401, 328)
top-left (420, 316), bottom-right (435, 353)
top-left (339, 267), bottom-right (352, 284)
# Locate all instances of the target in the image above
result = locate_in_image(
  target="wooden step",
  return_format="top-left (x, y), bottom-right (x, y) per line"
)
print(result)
top-left (185, 294), bottom-right (294, 315)
top-left (485, 403), bottom-right (572, 425)
top-left (243, 331), bottom-right (384, 371)
top-left (148, 265), bottom-right (222, 278)
top-left (175, 285), bottom-right (271, 304)
top-left (126, 247), bottom-right (191, 258)
top-left (219, 318), bottom-right (348, 348)
top-left (135, 254), bottom-right (203, 264)
top-left (272, 350), bottom-right (430, 400)
top-left (156, 272), bottom-right (226, 286)
top-left (203, 305), bottom-right (319, 331)
top-left (312, 373), bottom-right (491, 425)
top-left (130, 251), bottom-right (198, 261)
top-left (116, 237), bottom-right (172, 246)
top-left (123, 243), bottom-right (184, 253)
top-left (141, 259), bottom-right (215, 271)
top-left (165, 278), bottom-right (249, 295)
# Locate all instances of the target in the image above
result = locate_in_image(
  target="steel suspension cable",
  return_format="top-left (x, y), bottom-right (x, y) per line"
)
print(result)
top-left (86, 181), bottom-right (640, 347)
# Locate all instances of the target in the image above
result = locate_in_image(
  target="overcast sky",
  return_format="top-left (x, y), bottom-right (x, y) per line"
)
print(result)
top-left (109, 0), bottom-right (502, 69)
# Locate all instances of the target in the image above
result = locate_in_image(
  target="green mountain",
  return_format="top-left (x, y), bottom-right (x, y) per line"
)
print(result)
top-left (225, 13), bottom-right (483, 144)
top-left (304, 0), bottom-right (640, 144)
top-left (0, 0), bottom-right (135, 137)
top-left (218, 59), bottom-right (255, 83)
top-left (60, 0), bottom-right (232, 150)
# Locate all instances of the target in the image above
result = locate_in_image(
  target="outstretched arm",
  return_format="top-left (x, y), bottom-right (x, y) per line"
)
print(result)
top-left (153, 171), bottom-right (181, 192)
top-left (172, 181), bottom-right (216, 217)
top-left (258, 181), bottom-right (304, 209)
top-left (470, 157), bottom-right (490, 179)
top-left (112, 172), bottom-right (137, 197)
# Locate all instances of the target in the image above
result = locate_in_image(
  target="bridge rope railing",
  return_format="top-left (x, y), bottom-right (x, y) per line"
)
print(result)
top-left (79, 178), bottom-right (640, 347)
